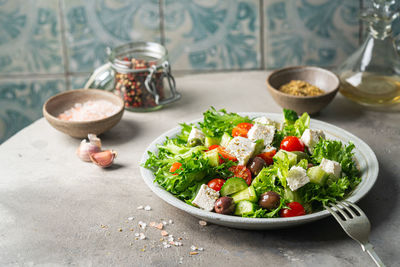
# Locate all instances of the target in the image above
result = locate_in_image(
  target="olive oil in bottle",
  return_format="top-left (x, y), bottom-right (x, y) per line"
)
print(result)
top-left (340, 73), bottom-right (400, 106)
top-left (337, 0), bottom-right (400, 107)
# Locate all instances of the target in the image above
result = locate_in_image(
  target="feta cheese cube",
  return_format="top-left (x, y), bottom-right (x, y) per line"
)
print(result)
top-left (247, 124), bottom-right (275, 146)
top-left (319, 158), bottom-right (341, 178)
top-left (254, 116), bottom-right (281, 130)
top-left (225, 136), bottom-right (256, 165)
top-left (192, 184), bottom-right (220, 211)
top-left (286, 166), bottom-right (310, 191)
top-left (300, 129), bottom-right (325, 153)
top-left (254, 116), bottom-right (275, 125)
top-left (188, 127), bottom-right (205, 143)
top-left (261, 146), bottom-right (276, 153)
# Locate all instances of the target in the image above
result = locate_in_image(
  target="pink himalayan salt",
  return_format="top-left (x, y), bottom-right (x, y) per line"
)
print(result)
top-left (58, 100), bottom-right (119, 121)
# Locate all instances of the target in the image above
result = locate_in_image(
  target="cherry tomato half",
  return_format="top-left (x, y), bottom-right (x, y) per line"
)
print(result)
top-left (280, 202), bottom-right (306, 217)
top-left (208, 144), bottom-right (220, 151)
top-left (207, 178), bottom-right (226, 191)
top-left (257, 149), bottom-right (276, 166)
top-left (229, 165), bottom-right (252, 186)
top-left (280, 136), bottom-right (305, 152)
top-left (232, 123), bottom-right (253, 138)
top-left (169, 162), bottom-right (183, 175)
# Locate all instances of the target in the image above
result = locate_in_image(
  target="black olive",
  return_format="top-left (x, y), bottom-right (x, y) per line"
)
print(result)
top-left (259, 191), bottom-right (281, 210)
top-left (248, 157), bottom-right (266, 176)
top-left (214, 197), bottom-right (235, 215)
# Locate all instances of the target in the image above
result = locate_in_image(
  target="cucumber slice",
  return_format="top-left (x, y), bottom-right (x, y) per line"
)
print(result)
top-left (284, 188), bottom-right (303, 203)
top-left (232, 186), bottom-right (257, 203)
top-left (253, 139), bottom-right (265, 156)
top-left (220, 177), bottom-right (248, 197)
top-left (220, 132), bottom-right (232, 147)
top-left (291, 151), bottom-right (309, 161)
top-left (234, 200), bottom-right (257, 216)
top-left (204, 149), bottom-right (220, 167)
top-left (307, 166), bottom-right (328, 185)
top-left (274, 150), bottom-right (297, 166)
top-left (205, 137), bottom-right (220, 147)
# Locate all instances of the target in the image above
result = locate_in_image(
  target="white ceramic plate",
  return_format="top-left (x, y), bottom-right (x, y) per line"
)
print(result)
top-left (139, 112), bottom-right (379, 230)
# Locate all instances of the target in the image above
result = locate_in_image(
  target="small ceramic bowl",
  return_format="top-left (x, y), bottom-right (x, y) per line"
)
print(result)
top-left (43, 89), bottom-right (124, 138)
top-left (266, 66), bottom-right (339, 115)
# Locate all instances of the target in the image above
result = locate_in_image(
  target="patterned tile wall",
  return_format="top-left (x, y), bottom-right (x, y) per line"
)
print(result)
top-left (0, 0), bottom-right (64, 74)
top-left (62, 0), bottom-right (161, 73)
top-left (264, 0), bottom-right (360, 69)
top-left (0, 79), bottom-right (65, 142)
top-left (163, 0), bottom-right (261, 70)
top-left (1, 0), bottom-right (398, 143)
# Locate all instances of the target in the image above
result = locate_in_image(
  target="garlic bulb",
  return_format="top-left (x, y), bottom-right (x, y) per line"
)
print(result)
top-left (76, 134), bottom-right (102, 162)
top-left (90, 150), bottom-right (117, 168)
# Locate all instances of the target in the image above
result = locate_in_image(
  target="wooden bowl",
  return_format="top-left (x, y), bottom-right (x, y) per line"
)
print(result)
top-left (266, 66), bottom-right (339, 115)
top-left (43, 89), bottom-right (124, 138)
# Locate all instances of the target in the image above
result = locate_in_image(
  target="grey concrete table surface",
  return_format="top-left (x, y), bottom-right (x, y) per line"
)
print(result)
top-left (0, 71), bottom-right (399, 267)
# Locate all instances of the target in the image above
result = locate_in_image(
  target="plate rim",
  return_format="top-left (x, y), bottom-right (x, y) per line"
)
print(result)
top-left (139, 112), bottom-right (379, 226)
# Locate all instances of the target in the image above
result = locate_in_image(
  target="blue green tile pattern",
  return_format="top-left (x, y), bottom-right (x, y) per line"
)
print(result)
top-left (164, 0), bottom-right (260, 70)
top-left (264, 0), bottom-right (360, 68)
top-left (0, 79), bottom-right (65, 143)
top-left (63, 0), bottom-right (161, 73)
top-left (0, 0), bottom-right (63, 74)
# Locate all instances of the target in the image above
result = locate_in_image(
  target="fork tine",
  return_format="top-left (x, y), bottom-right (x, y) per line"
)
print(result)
top-left (342, 200), bottom-right (366, 216)
top-left (325, 205), bottom-right (346, 223)
top-left (337, 201), bottom-right (358, 218)
top-left (329, 202), bottom-right (350, 220)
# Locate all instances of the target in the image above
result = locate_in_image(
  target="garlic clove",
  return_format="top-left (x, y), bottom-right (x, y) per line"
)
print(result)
top-left (90, 150), bottom-right (117, 168)
top-left (88, 134), bottom-right (101, 148)
top-left (76, 134), bottom-right (102, 162)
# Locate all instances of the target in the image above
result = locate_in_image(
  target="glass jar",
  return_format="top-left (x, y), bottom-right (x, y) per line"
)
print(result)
top-left (84, 42), bottom-right (181, 112)
top-left (336, 0), bottom-right (400, 107)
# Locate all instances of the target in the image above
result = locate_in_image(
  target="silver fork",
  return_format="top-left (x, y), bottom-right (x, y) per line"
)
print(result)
top-left (324, 200), bottom-right (385, 267)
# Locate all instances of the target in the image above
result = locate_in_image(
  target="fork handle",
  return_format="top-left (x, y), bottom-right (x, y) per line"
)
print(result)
top-left (362, 243), bottom-right (386, 267)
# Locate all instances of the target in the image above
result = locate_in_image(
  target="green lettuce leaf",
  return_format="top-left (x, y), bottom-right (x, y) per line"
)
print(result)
top-left (199, 107), bottom-right (252, 137)
top-left (272, 109), bottom-right (310, 147)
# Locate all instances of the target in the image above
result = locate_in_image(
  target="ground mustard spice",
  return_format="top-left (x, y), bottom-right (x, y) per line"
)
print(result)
top-left (279, 80), bottom-right (324, 96)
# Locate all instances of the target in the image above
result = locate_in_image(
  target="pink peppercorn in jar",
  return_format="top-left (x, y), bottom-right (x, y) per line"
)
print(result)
top-left (85, 42), bottom-right (181, 112)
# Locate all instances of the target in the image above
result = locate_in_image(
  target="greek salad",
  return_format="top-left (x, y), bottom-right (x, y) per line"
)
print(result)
top-left (144, 108), bottom-right (361, 218)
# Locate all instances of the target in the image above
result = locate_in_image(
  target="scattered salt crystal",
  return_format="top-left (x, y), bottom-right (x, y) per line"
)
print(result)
top-left (161, 230), bottom-right (168, 236)
top-left (167, 235), bottom-right (174, 242)
top-left (144, 205), bottom-right (152, 211)
top-left (168, 219), bottom-right (173, 224)
top-left (178, 257), bottom-right (183, 264)
top-left (139, 233), bottom-right (146, 240)
top-left (174, 241), bottom-right (182, 247)
top-left (163, 241), bottom-right (171, 248)
top-left (128, 217), bottom-right (134, 221)
top-left (191, 245), bottom-right (203, 251)
top-left (135, 233), bottom-right (140, 237)
top-left (199, 220), bottom-right (207, 226)
top-left (156, 223), bottom-right (163, 230)
top-left (162, 221), bottom-right (167, 225)
top-left (138, 221), bottom-right (147, 230)
top-left (58, 100), bottom-right (120, 122)
top-left (137, 205), bottom-right (144, 210)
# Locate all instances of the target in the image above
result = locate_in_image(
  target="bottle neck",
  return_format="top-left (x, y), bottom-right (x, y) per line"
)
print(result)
top-left (368, 19), bottom-right (392, 40)
top-left (363, 0), bottom-right (398, 40)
